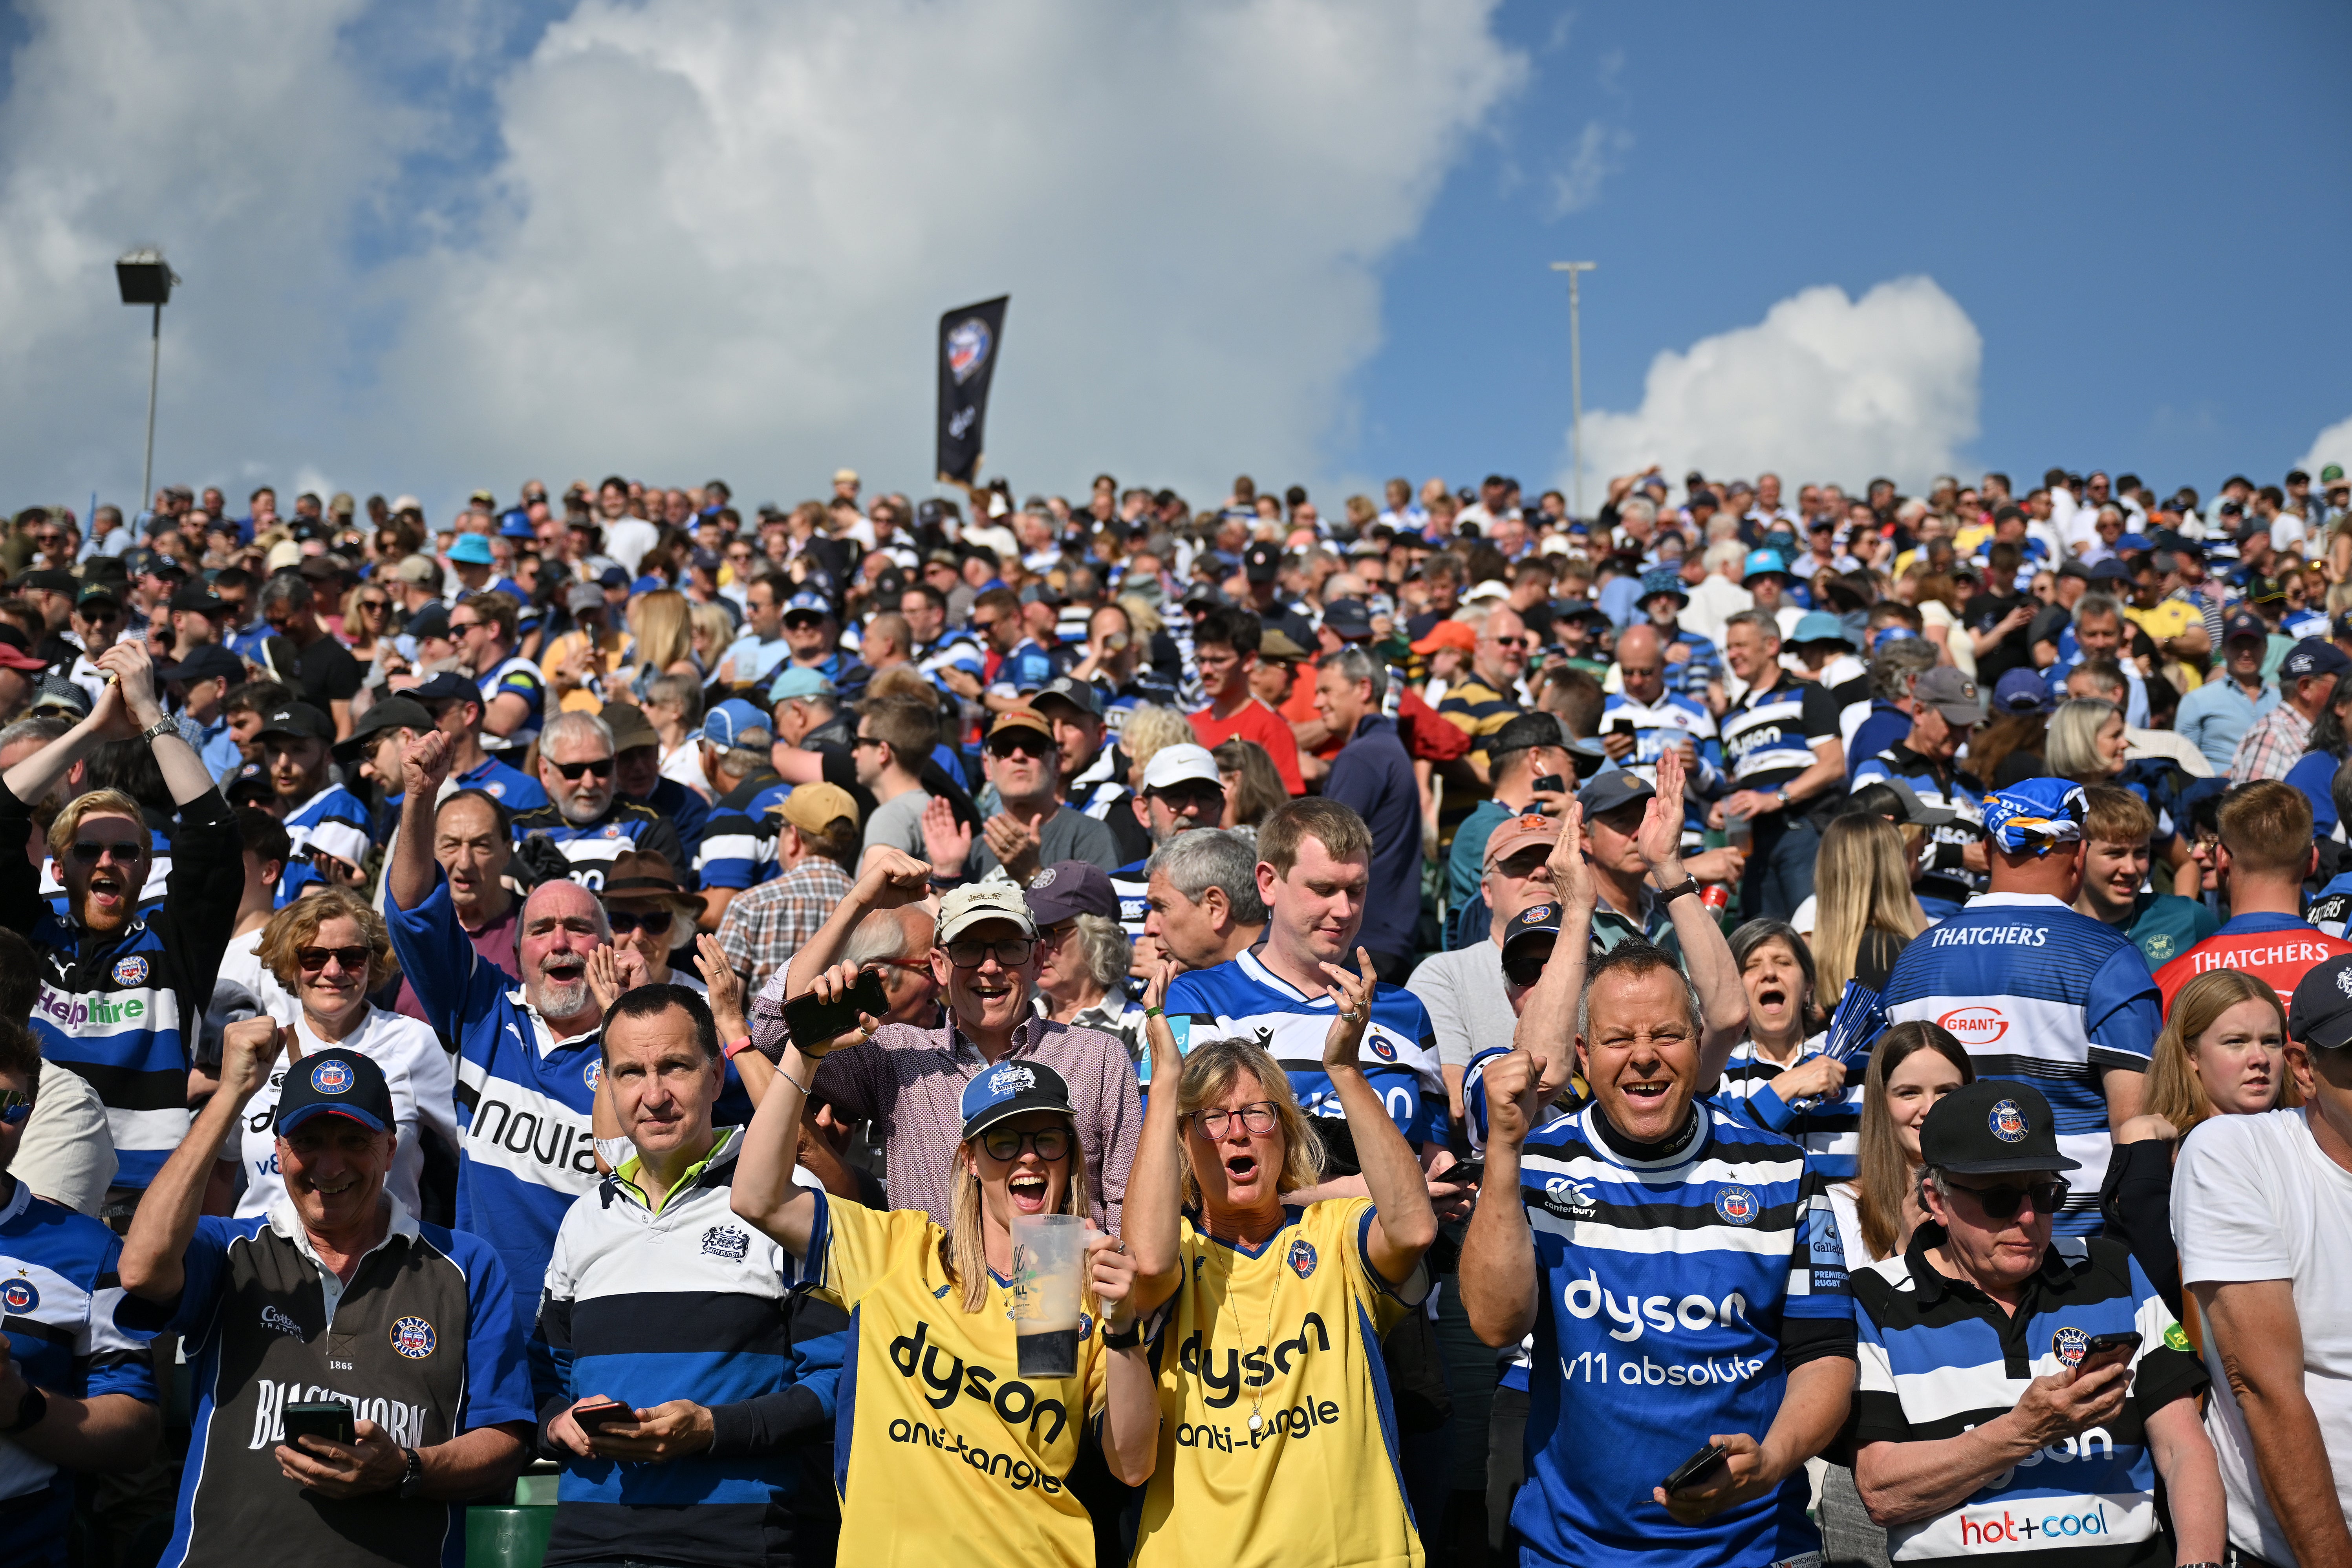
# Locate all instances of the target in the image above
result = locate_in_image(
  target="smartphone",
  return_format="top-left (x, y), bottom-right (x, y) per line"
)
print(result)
top-left (571, 1398), bottom-right (635, 1434)
top-left (1661, 1443), bottom-right (1728, 1495)
top-left (1446, 1160), bottom-right (1484, 1187)
top-left (1528, 776), bottom-right (1566, 795)
top-left (2074, 1330), bottom-right (2140, 1376)
top-left (782, 970), bottom-right (890, 1052)
top-left (1606, 715), bottom-right (1637, 737)
top-left (282, 1401), bottom-right (356, 1449)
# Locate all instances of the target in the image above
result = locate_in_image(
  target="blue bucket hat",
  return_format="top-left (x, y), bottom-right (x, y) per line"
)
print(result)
top-left (1981, 778), bottom-right (2087, 855)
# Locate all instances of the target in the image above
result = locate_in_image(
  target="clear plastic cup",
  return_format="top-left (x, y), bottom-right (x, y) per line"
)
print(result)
top-left (1009, 1213), bottom-right (1087, 1377)
top-left (1725, 803), bottom-right (1753, 852)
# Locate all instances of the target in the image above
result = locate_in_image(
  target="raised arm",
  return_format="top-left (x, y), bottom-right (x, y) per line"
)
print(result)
top-left (1457, 1044), bottom-right (1542, 1347)
top-left (734, 963), bottom-right (873, 1257)
top-left (100, 644), bottom-right (218, 806)
top-left (388, 728), bottom-right (458, 914)
top-left (1512, 805), bottom-right (1592, 1100)
top-left (119, 1017), bottom-right (287, 1302)
top-left (771, 847), bottom-right (932, 1011)
top-left (1119, 962), bottom-right (1187, 1314)
top-left (1638, 748), bottom-right (1747, 1080)
top-left (1323, 949), bottom-right (1437, 1284)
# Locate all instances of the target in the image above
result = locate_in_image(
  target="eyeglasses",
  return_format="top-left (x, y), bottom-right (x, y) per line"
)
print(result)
top-left (357, 599), bottom-right (391, 613)
top-left (607, 908), bottom-right (675, 936)
top-left (979, 1126), bottom-right (1071, 1162)
top-left (1188, 1102), bottom-right (1281, 1140)
top-left (1035, 920), bottom-right (1078, 946)
top-left (1944, 1178), bottom-right (2069, 1220)
top-left (551, 757), bottom-right (615, 780)
top-left (0, 1089), bottom-right (34, 1125)
top-left (988, 735), bottom-right (1048, 760)
top-left (1502, 944), bottom-right (1556, 988)
top-left (944, 937), bottom-right (1034, 968)
top-left (851, 733), bottom-right (884, 750)
top-left (297, 944), bottom-right (373, 973)
top-left (70, 839), bottom-right (146, 865)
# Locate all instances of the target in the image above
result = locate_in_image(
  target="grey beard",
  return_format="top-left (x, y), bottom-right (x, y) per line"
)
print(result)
top-left (556, 794), bottom-right (606, 825)
top-left (529, 975), bottom-right (592, 1022)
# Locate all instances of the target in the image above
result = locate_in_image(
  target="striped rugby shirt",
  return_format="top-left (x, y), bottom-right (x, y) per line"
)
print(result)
top-left (1879, 893), bottom-right (2160, 1235)
top-left (1719, 671), bottom-right (1841, 800)
top-left (1850, 746), bottom-right (1987, 916)
top-left (1512, 1102), bottom-right (1852, 1568)
top-left (276, 781), bottom-right (375, 904)
top-left (1713, 1034), bottom-right (1864, 1180)
top-left (3, 783), bottom-right (242, 1189)
top-left (510, 799), bottom-right (689, 893)
top-left (695, 774), bottom-right (794, 895)
top-left (1852, 1229), bottom-right (2205, 1568)
top-left (1600, 689), bottom-right (1724, 847)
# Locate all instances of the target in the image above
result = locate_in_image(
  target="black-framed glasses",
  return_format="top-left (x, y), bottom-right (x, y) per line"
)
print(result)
top-left (607, 908), bottom-right (674, 936)
top-left (969, 615), bottom-right (1003, 633)
top-left (70, 839), bottom-right (146, 865)
top-left (1502, 944), bottom-right (1556, 988)
top-left (296, 944), bottom-right (372, 973)
top-left (1944, 1178), bottom-right (2068, 1221)
top-left (988, 735), bottom-right (1048, 760)
top-left (357, 599), bottom-right (391, 613)
top-left (1189, 1102), bottom-right (1281, 1139)
top-left (944, 937), bottom-right (1034, 969)
top-left (551, 757), bottom-right (615, 780)
top-left (980, 1126), bottom-right (1071, 1162)
top-left (0, 1088), bottom-right (34, 1125)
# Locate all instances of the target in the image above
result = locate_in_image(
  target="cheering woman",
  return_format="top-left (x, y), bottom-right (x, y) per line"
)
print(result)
top-left (730, 961), bottom-right (1160, 1568)
top-left (1122, 949), bottom-right (1440, 1568)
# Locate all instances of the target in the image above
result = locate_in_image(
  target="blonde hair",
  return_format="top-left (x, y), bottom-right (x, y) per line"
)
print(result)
top-left (48, 790), bottom-right (148, 860)
top-left (630, 589), bottom-right (695, 678)
top-left (1850, 1022), bottom-right (1973, 1261)
top-left (2146, 970), bottom-right (2299, 1133)
top-left (257, 886), bottom-right (401, 995)
top-left (689, 600), bottom-right (736, 664)
top-left (2046, 698), bottom-right (2121, 780)
top-left (1115, 593), bottom-right (1164, 639)
top-left (943, 1121), bottom-right (1092, 1315)
top-left (1173, 1037), bottom-right (1325, 1210)
top-left (1119, 704), bottom-right (1196, 780)
top-left (1810, 814), bottom-right (1926, 1000)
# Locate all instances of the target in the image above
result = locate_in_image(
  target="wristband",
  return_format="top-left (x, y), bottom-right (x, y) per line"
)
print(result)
top-left (3, 1384), bottom-right (47, 1435)
top-left (1655, 878), bottom-right (1701, 904)
top-left (722, 1035), bottom-right (755, 1060)
top-left (1144, 1007), bottom-right (1164, 1019)
top-left (1102, 1320), bottom-right (1146, 1350)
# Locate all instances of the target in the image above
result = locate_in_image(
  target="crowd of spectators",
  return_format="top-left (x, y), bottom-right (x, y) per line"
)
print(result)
top-left (1, 456), bottom-right (2350, 1568)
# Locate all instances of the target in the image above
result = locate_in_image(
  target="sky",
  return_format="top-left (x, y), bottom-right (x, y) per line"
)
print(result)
top-left (0, 0), bottom-right (2345, 523)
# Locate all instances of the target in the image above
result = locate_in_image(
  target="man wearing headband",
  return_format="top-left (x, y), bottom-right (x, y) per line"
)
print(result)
top-left (1880, 778), bottom-right (2161, 1235)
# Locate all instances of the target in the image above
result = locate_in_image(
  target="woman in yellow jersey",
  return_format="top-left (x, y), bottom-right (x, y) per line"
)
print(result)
top-left (1124, 950), bottom-right (1440, 1568)
top-left (730, 962), bottom-right (1162, 1568)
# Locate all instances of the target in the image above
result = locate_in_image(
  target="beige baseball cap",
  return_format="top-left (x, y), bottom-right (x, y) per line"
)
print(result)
top-left (937, 880), bottom-right (1037, 943)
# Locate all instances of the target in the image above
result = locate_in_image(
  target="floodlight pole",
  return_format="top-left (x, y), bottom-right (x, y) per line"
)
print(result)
top-left (1550, 261), bottom-right (1596, 518)
top-left (116, 248), bottom-right (178, 519)
top-left (140, 302), bottom-right (161, 514)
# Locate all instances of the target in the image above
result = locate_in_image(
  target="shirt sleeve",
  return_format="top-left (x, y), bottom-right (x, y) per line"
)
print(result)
top-left (2084, 947), bottom-right (2161, 1073)
top-left (130, 1215), bottom-right (241, 1347)
top-left (80, 1232), bottom-right (158, 1404)
top-left (1849, 1286), bottom-right (1911, 1448)
top-left (1800, 683), bottom-right (1842, 746)
top-left (2172, 1116), bottom-right (2292, 1287)
top-left (457, 1234), bottom-right (537, 1433)
top-left (529, 1217), bottom-right (580, 1442)
top-left (1088, 1039), bottom-right (1141, 1237)
top-left (798, 1189), bottom-right (931, 1308)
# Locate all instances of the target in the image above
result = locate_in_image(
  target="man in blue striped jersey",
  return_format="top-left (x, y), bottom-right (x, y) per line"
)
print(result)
top-left (691, 701), bottom-right (790, 931)
top-left (1462, 938), bottom-right (1854, 1568)
top-left (1712, 610), bottom-right (1847, 921)
top-left (1597, 624), bottom-right (1723, 854)
top-left (1851, 666), bottom-right (1990, 920)
top-left (259, 701), bottom-right (375, 903)
top-left (1879, 780), bottom-right (2158, 1238)
top-left (514, 710), bottom-right (688, 893)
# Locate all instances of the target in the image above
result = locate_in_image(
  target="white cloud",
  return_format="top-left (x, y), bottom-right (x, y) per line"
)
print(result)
top-left (1548, 119), bottom-right (1632, 217)
top-left (1572, 276), bottom-right (1983, 496)
top-left (0, 0), bottom-right (1526, 517)
top-left (2300, 414), bottom-right (2352, 479)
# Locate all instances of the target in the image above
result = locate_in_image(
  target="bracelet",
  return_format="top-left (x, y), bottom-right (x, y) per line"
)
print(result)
top-left (1102, 1320), bottom-right (1145, 1351)
top-left (722, 1035), bottom-right (754, 1060)
top-left (780, 1069), bottom-right (813, 1096)
top-left (139, 716), bottom-right (178, 746)
top-left (1143, 1007), bottom-right (1164, 1019)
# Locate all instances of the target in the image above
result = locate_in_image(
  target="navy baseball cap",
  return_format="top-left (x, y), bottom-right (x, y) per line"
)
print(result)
top-left (1023, 860), bottom-right (1119, 926)
top-left (2289, 956), bottom-right (2352, 1051)
top-left (2222, 610), bottom-right (2268, 645)
top-left (276, 1049), bottom-right (395, 1136)
top-left (959, 1059), bottom-right (1075, 1142)
top-left (1576, 770), bottom-right (1654, 818)
top-left (157, 644), bottom-right (243, 684)
top-left (782, 591), bottom-right (833, 621)
top-left (1920, 1080), bottom-right (2080, 1177)
top-left (1991, 668), bottom-right (2054, 715)
top-left (2280, 637), bottom-right (2349, 683)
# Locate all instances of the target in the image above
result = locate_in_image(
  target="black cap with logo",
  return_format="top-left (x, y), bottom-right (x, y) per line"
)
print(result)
top-left (275, 1048), bottom-right (395, 1136)
top-left (1919, 1080), bottom-right (2083, 1176)
top-left (2289, 955), bottom-right (2352, 1051)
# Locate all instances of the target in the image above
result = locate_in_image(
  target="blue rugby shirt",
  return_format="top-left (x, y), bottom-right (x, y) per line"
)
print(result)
top-left (276, 781), bottom-right (375, 904)
top-left (695, 774), bottom-right (794, 895)
top-left (509, 799), bottom-right (689, 893)
top-left (1878, 893), bottom-right (2160, 1235)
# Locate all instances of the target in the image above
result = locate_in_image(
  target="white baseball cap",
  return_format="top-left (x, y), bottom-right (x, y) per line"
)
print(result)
top-left (1142, 743), bottom-right (1221, 793)
top-left (938, 880), bottom-right (1038, 943)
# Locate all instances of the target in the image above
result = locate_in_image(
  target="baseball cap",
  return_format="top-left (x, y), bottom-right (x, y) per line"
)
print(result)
top-left (1030, 674), bottom-right (1103, 722)
top-left (782, 591), bottom-right (833, 620)
top-left (276, 1049), bottom-right (395, 1136)
top-left (701, 698), bottom-right (768, 748)
top-left (937, 880), bottom-right (1038, 944)
top-left (2279, 637), bottom-right (2350, 684)
top-left (1576, 770), bottom-right (1655, 818)
top-left (2288, 955), bottom-right (2352, 1050)
top-left (0, 626), bottom-right (44, 672)
top-left (1919, 1080), bottom-right (2081, 1177)
top-left (1788, 611), bottom-right (1852, 648)
top-left (446, 533), bottom-right (495, 566)
top-left (1991, 668), bottom-right (2055, 715)
top-left (17, 568), bottom-right (73, 595)
top-left (1868, 777), bottom-right (1959, 829)
top-left (1141, 743), bottom-right (1221, 793)
top-left (565, 582), bottom-right (605, 613)
top-left (394, 554), bottom-right (440, 585)
top-left (1023, 860), bottom-right (1118, 926)
top-left (1243, 541), bottom-right (1281, 583)
top-left (391, 494), bottom-right (424, 516)
top-left (168, 584), bottom-right (228, 615)
top-left (1410, 620), bottom-right (1477, 656)
top-left (405, 671), bottom-right (475, 707)
top-left (1741, 549), bottom-right (1792, 584)
top-left (988, 706), bottom-right (1052, 745)
top-left (1914, 667), bottom-right (1987, 726)
top-left (29, 675), bottom-right (90, 719)
top-left (1319, 599), bottom-right (1373, 641)
top-left (769, 667), bottom-right (837, 704)
top-left (959, 1058), bottom-right (1074, 1143)
top-left (256, 702), bottom-right (335, 743)
top-left (500, 512), bottom-right (537, 541)
top-left (1484, 812), bottom-right (1562, 869)
top-left (2247, 574), bottom-right (2288, 605)
top-left (1500, 901), bottom-right (1562, 976)
top-left (156, 644), bottom-right (243, 684)
top-left (2323, 464), bottom-right (2347, 487)
top-left (600, 703), bottom-right (659, 753)
top-left (333, 695), bottom-right (432, 762)
top-left (1258, 627), bottom-right (1310, 661)
top-left (75, 582), bottom-right (120, 610)
top-left (2087, 558), bottom-right (2129, 584)
top-left (597, 565), bottom-right (631, 590)
top-left (776, 781), bottom-right (860, 836)
top-left (1981, 778), bottom-right (2087, 854)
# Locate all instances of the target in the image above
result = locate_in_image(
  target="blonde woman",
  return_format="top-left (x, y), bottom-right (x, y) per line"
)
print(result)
top-left (2045, 696), bottom-right (2128, 784)
top-left (2105, 969), bottom-right (2297, 1319)
top-left (1117, 703), bottom-right (1197, 790)
top-left (1809, 814), bottom-right (1926, 1000)
top-left (688, 598), bottom-right (737, 683)
top-left (623, 587), bottom-right (700, 701)
top-left (1210, 738), bottom-right (1287, 829)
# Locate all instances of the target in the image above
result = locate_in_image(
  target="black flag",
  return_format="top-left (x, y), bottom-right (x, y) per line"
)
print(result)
top-left (935, 295), bottom-right (1008, 485)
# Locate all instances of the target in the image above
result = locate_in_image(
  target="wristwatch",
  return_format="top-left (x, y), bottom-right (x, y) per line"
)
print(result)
top-left (1772, 787), bottom-right (1790, 809)
top-left (138, 716), bottom-right (178, 746)
top-left (4, 1384), bottom-right (48, 1435)
top-left (397, 1446), bottom-right (425, 1500)
top-left (1655, 878), bottom-right (1702, 904)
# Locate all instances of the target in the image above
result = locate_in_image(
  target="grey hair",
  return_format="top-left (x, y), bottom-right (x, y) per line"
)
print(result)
top-left (2074, 593), bottom-right (2123, 626)
top-left (1868, 639), bottom-right (1938, 702)
top-left (540, 709), bottom-right (615, 757)
top-left (1574, 939), bottom-right (1703, 1045)
top-left (1146, 829), bottom-right (1268, 924)
top-left (1724, 608), bottom-right (1782, 644)
top-left (0, 715), bottom-right (72, 752)
top-left (644, 672), bottom-right (704, 727)
top-left (844, 904), bottom-right (928, 968)
top-left (1326, 644), bottom-right (1386, 707)
top-left (2045, 699), bottom-right (2120, 777)
top-left (1618, 496), bottom-right (1657, 527)
top-left (782, 688), bottom-right (837, 717)
top-left (1074, 914), bottom-right (1131, 992)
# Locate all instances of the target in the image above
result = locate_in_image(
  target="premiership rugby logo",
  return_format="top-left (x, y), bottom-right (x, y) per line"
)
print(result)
top-left (309, 1059), bottom-right (354, 1096)
top-left (1989, 1098), bottom-right (2030, 1144)
top-left (2052, 1326), bottom-right (2089, 1368)
top-left (111, 955), bottom-right (149, 986)
top-left (1714, 1186), bottom-right (1760, 1226)
top-left (2, 1278), bottom-right (38, 1314)
top-left (389, 1316), bottom-right (436, 1360)
top-left (1287, 1239), bottom-right (1318, 1279)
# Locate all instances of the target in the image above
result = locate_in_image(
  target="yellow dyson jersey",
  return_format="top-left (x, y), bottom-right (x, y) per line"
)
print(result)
top-left (798, 1191), bottom-right (1109, 1568)
top-left (1133, 1198), bottom-right (1430, 1568)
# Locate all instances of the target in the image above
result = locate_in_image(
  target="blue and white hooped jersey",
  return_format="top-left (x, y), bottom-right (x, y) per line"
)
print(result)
top-left (476, 656), bottom-right (547, 750)
top-left (1878, 892), bottom-right (2160, 1235)
top-left (1513, 1103), bottom-right (1850, 1568)
top-left (1164, 948), bottom-right (1448, 1146)
top-left (1712, 1034), bottom-right (1864, 1180)
top-left (1720, 675), bottom-right (1841, 792)
top-left (278, 783), bottom-right (376, 904)
top-left (694, 778), bottom-right (793, 892)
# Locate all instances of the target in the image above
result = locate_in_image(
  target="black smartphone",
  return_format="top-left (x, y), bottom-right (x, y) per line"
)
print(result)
top-left (1447, 1160), bottom-right (1484, 1187)
top-left (572, 1398), bottom-right (635, 1433)
top-left (1606, 715), bottom-right (1637, 737)
top-left (1528, 776), bottom-right (1566, 795)
top-left (1661, 1442), bottom-right (1728, 1495)
top-left (782, 970), bottom-right (890, 1052)
top-left (2075, 1330), bottom-right (2140, 1376)
top-left (282, 1401), bottom-right (355, 1449)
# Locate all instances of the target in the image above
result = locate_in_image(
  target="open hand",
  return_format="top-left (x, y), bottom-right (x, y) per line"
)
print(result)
top-left (693, 934), bottom-right (747, 1041)
top-left (920, 798), bottom-right (972, 877)
top-left (1547, 801), bottom-right (1593, 915)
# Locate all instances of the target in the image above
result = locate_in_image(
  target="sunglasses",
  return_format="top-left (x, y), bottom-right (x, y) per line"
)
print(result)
top-left (551, 757), bottom-right (615, 780)
top-left (1502, 944), bottom-right (1555, 988)
top-left (970, 616), bottom-right (1003, 633)
top-left (358, 599), bottom-right (391, 613)
top-left (297, 944), bottom-right (373, 973)
top-left (70, 839), bottom-right (146, 865)
top-left (607, 908), bottom-right (675, 936)
top-left (988, 735), bottom-right (1049, 760)
top-left (1945, 1178), bottom-right (2069, 1220)
top-left (0, 1088), bottom-right (33, 1125)
top-left (979, 1126), bottom-right (1071, 1162)
top-left (944, 937), bottom-right (1034, 968)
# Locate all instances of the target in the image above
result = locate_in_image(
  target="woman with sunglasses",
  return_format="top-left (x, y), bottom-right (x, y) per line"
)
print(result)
top-left (227, 887), bottom-right (456, 1221)
top-left (1118, 949), bottom-right (1440, 1568)
top-left (729, 968), bottom-right (1162, 1568)
top-left (339, 582), bottom-right (395, 673)
top-left (593, 850), bottom-right (708, 994)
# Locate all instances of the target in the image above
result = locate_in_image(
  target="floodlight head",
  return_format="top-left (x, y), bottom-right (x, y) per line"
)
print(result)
top-left (116, 248), bottom-right (178, 307)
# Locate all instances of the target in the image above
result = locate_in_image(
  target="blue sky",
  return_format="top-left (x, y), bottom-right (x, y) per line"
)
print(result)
top-left (1348, 0), bottom-right (2352, 501)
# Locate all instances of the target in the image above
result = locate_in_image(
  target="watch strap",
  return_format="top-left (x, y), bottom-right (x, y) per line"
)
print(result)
top-left (1656, 878), bottom-right (1702, 904)
top-left (397, 1446), bottom-right (424, 1499)
top-left (4, 1383), bottom-right (48, 1435)
top-left (139, 716), bottom-right (178, 746)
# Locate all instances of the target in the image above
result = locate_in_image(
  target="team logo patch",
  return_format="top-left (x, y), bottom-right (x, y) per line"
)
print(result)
top-left (389, 1316), bottom-right (436, 1360)
top-left (1287, 1239), bottom-right (1318, 1279)
top-left (1715, 1186), bottom-right (1760, 1226)
top-left (2052, 1326), bottom-right (2089, 1368)
top-left (1077, 1312), bottom-right (1093, 1342)
top-left (1029, 866), bottom-right (1057, 889)
top-left (987, 1063), bottom-right (1036, 1096)
top-left (1988, 1098), bottom-right (2030, 1144)
top-left (485, 782), bottom-right (505, 798)
top-left (111, 955), bottom-right (149, 987)
top-left (309, 1059), bottom-right (354, 1096)
top-left (583, 1060), bottom-right (602, 1090)
top-left (2, 1278), bottom-right (38, 1314)
top-left (2338, 966), bottom-right (2352, 1000)
top-left (260, 1304), bottom-right (304, 1337)
top-left (1366, 1033), bottom-right (1398, 1063)
top-left (946, 317), bottom-right (993, 384)
top-left (700, 1225), bottom-right (751, 1261)
top-left (1521, 904), bottom-right (1554, 924)
top-left (2143, 935), bottom-right (2175, 961)
top-left (1541, 1176), bottom-right (1596, 1218)
top-left (603, 825), bottom-right (622, 838)
top-left (2163, 1322), bottom-right (2191, 1352)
